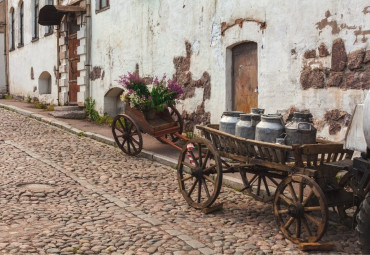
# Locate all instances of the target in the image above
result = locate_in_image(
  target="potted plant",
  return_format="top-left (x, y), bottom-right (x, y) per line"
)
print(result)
top-left (119, 72), bottom-right (183, 120)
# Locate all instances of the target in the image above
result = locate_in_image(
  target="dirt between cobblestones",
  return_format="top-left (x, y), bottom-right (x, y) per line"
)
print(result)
top-left (0, 108), bottom-right (360, 254)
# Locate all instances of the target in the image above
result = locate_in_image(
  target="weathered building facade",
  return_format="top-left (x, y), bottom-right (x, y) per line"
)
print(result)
top-left (0, 0), bottom-right (6, 94)
top-left (7, 0), bottom-right (58, 104)
top-left (5, 0), bottom-right (370, 141)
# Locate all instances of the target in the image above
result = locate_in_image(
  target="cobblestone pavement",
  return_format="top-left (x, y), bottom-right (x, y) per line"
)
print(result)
top-left (0, 108), bottom-right (360, 254)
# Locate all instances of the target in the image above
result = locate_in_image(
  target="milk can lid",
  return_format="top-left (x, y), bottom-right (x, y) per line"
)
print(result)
top-left (222, 111), bottom-right (244, 117)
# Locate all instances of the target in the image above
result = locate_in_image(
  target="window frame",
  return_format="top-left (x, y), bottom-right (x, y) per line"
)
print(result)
top-left (32, 0), bottom-right (40, 41)
top-left (44, 0), bottom-right (54, 36)
top-left (18, 2), bottom-right (24, 47)
top-left (96, 0), bottom-right (110, 13)
top-left (9, 8), bottom-right (15, 51)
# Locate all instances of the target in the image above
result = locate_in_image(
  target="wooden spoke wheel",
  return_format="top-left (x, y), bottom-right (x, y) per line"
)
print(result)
top-left (177, 137), bottom-right (222, 209)
top-left (156, 106), bottom-right (183, 143)
top-left (112, 114), bottom-right (143, 156)
top-left (336, 171), bottom-right (359, 221)
top-left (240, 168), bottom-right (281, 202)
top-left (273, 174), bottom-right (328, 244)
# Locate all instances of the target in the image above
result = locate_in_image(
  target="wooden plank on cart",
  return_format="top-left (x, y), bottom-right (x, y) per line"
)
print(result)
top-left (298, 242), bottom-right (334, 251)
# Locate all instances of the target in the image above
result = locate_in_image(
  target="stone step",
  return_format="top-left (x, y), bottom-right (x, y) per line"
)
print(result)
top-left (54, 106), bottom-right (84, 112)
top-left (49, 110), bottom-right (86, 119)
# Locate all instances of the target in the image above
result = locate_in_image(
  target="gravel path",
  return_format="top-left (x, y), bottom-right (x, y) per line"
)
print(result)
top-left (0, 108), bottom-right (360, 254)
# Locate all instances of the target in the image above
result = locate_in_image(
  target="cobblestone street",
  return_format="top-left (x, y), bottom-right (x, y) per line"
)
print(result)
top-left (0, 108), bottom-right (361, 254)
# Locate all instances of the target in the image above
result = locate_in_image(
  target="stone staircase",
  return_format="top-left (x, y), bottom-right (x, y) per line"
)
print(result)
top-left (49, 106), bottom-right (86, 119)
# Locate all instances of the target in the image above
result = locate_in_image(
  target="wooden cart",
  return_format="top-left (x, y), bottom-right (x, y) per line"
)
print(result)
top-left (111, 103), bottom-right (188, 156)
top-left (177, 124), bottom-right (358, 244)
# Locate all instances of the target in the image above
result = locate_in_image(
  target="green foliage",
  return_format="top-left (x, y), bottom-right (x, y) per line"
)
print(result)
top-left (85, 97), bottom-right (100, 121)
top-left (77, 131), bottom-right (85, 137)
top-left (35, 102), bottom-right (48, 109)
top-left (4, 94), bottom-right (12, 99)
top-left (185, 132), bottom-right (194, 139)
top-left (85, 97), bottom-right (114, 126)
top-left (45, 105), bottom-right (54, 111)
top-left (26, 96), bottom-right (32, 103)
top-left (149, 82), bottom-right (176, 112)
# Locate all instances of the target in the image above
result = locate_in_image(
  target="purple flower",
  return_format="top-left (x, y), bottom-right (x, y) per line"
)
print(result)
top-left (148, 96), bottom-right (152, 100)
top-left (142, 95), bottom-right (146, 99)
top-left (153, 77), bottom-right (159, 85)
top-left (167, 79), bottom-right (183, 99)
top-left (127, 89), bottom-right (134, 95)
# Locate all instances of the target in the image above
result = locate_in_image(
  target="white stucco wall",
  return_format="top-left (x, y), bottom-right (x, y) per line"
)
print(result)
top-left (90, 0), bottom-right (369, 140)
top-left (0, 33), bottom-right (6, 93)
top-left (7, 0), bottom-right (58, 104)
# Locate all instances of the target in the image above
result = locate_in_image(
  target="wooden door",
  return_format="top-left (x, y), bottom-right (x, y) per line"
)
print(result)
top-left (232, 42), bottom-right (258, 113)
top-left (68, 34), bottom-right (80, 103)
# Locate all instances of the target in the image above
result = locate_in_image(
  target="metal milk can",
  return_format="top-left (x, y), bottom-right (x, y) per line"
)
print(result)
top-left (235, 114), bottom-right (261, 139)
top-left (251, 108), bottom-right (265, 116)
top-left (255, 114), bottom-right (285, 143)
top-left (285, 112), bottom-right (317, 145)
top-left (220, 111), bottom-right (243, 135)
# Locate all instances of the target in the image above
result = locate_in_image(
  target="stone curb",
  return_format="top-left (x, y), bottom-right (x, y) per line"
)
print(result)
top-left (0, 103), bottom-right (243, 189)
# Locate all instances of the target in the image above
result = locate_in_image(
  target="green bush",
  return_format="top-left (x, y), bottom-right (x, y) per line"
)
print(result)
top-left (85, 97), bottom-right (100, 121)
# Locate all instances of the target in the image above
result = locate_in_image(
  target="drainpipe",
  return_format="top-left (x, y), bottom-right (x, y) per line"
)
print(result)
top-left (56, 0), bottom-right (60, 105)
top-left (85, 0), bottom-right (91, 100)
top-left (4, 0), bottom-right (9, 94)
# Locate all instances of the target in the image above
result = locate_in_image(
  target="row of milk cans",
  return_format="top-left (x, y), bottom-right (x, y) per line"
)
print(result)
top-left (219, 109), bottom-right (317, 146)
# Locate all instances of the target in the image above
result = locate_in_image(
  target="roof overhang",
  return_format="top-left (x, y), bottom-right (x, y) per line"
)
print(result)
top-left (38, 5), bottom-right (85, 26)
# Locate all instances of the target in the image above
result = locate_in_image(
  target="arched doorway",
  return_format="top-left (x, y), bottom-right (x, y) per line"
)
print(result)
top-left (232, 42), bottom-right (258, 113)
top-left (38, 71), bottom-right (52, 94)
top-left (104, 87), bottom-right (124, 116)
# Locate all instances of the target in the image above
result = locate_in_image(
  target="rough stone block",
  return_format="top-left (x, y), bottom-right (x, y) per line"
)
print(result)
top-left (326, 72), bottom-right (343, 87)
top-left (345, 66), bottom-right (370, 89)
top-left (59, 65), bottom-right (67, 73)
top-left (318, 43), bottom-right (330, 57)
top-left (300, 67), bottom-right (325, 89)
top-left (77, 76), bottom-right (87, 86)
top-left (364, 50), bottom-right (370, 64)
top-left (77, 45), bottom-right (86, 55)
top-left (77, 61), bottom-right (86, 71)
top-left (347, 49), bottom-right (364, 70)
top-left (304, 50), bottom-right (316, 59)
top-left (77, 29), bottom-right (86, 39)
top-left (59, 92), bottom-right (68, 105)
top-left (59, 51), bottom-right (67, 60)
top-left (331, 38), bottom-right (347, 71)
top-left (77, 91), bottom-right (87, 106)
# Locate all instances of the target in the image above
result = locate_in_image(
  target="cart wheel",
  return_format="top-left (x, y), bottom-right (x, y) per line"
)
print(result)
top-left (336, 171), bottom-right (359, 221)
top-left (156, 106), bottom-right (183, 143)
top-left (112, 114), bottom-right (143, 156)
top-left (177, 137), bottom-right (222, 209)
top-left (273, 174), bottom-right (328, 244)
top-left (240, 168), bottom-right (280, 202)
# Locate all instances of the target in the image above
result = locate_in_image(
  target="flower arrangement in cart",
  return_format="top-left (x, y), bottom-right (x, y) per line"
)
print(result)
top-left (119, 72), bottom-right (183, 116)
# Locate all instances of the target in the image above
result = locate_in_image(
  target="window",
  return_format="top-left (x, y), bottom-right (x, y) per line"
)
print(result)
top-left (18, 2), bottom-right (24, 46)
top-left (44, 0), bottom-right (53, 35)
top-left (9, 8), bottom-right (15, 50)
top-left (32, 0), bottom-right (39, 40)
top-left (96, 0), bottom-right (109, 12)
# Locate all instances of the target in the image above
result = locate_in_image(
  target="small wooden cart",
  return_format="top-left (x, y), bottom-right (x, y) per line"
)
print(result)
top-left (111, 103), bottom-right (188, 156)
top-left (176, 124), bottom-right (358, 244)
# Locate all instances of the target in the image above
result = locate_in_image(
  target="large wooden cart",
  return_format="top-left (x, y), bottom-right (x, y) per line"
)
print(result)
top-left (177, 124), bottom-right (361, 244)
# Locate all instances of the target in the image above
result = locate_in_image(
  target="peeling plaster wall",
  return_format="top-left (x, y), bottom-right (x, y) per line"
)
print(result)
top-left (7, 0), bottom-right (58, 104)
top-left (90, 0), bottom-right (369, 140)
